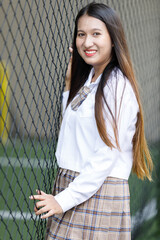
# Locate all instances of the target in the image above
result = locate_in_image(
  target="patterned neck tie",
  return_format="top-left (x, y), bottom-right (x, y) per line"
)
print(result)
top-left (71, 85), bottom-right (91, 111)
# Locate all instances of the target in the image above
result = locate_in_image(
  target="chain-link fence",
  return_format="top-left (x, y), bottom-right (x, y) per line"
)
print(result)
top-left (0, 0), bottom-right (160, 239)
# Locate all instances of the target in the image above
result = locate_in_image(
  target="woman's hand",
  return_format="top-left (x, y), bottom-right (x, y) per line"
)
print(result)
top-left (29, 190), bottom-right (63, 219)
top-left (65, 47), bottom-right (73, 91)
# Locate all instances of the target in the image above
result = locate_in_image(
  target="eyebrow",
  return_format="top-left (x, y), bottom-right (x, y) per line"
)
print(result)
top-left (77, 28), bottom-right (102, 32)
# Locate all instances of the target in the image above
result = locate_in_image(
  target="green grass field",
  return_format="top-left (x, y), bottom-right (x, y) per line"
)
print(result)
top-left (129, 142), bottom-right (160, 240)
top-left (0, 138), bottom-right (57, 240)
top-left (0, 139), bottom-right (160, 240)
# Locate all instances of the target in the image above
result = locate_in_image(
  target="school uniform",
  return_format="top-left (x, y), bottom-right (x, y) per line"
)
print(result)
top-left (46, 67), bottom-right (139, 239)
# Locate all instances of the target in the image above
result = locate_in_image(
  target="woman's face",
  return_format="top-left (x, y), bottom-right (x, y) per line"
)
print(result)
top-left (76, 15), bottom-right (113, 73)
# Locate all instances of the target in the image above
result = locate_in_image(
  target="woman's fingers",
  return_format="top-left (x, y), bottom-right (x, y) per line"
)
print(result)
top-left (34, 206), bottom-right (38, 212)
top-left (35, 205), bottom-right (49, 216)
top-left (34, 204), bottom-right (55, 219)
top-left (37, 190), bottom-right (46, 196)
top-left (29, 189), bottom-right (47, 200)
top-left (69, 47), bottom-right (73, 54)
top-left (29, 194), bottom-right (45, 200)
top-left (36, 200), bottom-right (46, 209)
top-left (69, 47), bottom-right (73, 63)
top-left (41, 209), bottom-right (55, 219)
top-left (34, 200), bottom-right (46, 213)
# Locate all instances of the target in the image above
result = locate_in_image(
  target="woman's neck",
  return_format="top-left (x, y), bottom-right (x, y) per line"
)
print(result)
top-left (91, 69), bottom-right (103, 83)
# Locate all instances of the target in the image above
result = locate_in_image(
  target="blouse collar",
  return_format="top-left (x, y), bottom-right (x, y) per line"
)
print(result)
top-left (85, 68), bottom-right (102, 88)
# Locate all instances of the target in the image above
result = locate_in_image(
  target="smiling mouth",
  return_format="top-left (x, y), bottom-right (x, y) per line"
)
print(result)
top-left (84, 50), bottom-right (97, 57)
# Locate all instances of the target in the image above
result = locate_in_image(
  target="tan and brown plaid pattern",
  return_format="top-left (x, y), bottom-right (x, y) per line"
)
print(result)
top-left (46, 168), bottom-right (131, 240)
top-left (71, 86), bottom-right (91, 111)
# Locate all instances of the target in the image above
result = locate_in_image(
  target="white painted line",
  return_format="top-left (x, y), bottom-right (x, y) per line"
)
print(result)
top-left (0, 210), bottom-right (37, 221)
top-left (131, 198), bottom-right (157, 229)
top-left (1, 199), bottom-right (157, 223)
top-left (0, 157), bottom-right (53, 168)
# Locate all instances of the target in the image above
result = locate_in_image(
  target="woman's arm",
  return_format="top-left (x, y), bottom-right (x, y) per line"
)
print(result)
top-left (64, 47), bottom-right (73, 92)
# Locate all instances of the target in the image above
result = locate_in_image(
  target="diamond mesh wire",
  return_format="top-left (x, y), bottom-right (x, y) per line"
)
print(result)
top-left (0, 0), bottom-right (160, 239)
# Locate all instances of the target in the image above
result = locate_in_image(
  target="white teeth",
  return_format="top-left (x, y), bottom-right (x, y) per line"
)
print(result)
top-left (85, 51), bottom-right (96, 54)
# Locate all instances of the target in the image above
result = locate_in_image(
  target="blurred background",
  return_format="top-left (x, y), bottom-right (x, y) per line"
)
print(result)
top-left (0, 0), bottom-right (160, 239)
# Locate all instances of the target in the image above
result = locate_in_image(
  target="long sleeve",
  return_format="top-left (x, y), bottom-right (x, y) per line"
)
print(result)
top-left (55, 73), bottom-right (139, 213)
top-left (62, 90), bottom-right (69, 116)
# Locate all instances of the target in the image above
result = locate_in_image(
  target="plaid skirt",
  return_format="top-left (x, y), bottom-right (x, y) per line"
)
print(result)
top-left (46, 168), bottom-right (131, 240)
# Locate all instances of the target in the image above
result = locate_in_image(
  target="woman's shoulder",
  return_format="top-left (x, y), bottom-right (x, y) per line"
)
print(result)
top-left (105, 67), bottom-right (136, 100)
top-left (107, 67), bottom-right (129, 89)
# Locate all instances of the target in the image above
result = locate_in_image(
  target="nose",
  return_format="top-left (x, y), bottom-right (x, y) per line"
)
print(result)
top-left (83, 35), bottom-right (93, 48)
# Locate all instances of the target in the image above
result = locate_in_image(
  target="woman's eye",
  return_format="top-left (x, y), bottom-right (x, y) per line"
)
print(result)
top-left (93, 32), bottom-right (100, 36)
top-left (77, 33), bottom-right (85, 37)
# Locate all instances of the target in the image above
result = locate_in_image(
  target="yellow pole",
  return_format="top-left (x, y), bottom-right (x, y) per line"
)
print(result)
top-left (0, 61), bottom-right (10, 145)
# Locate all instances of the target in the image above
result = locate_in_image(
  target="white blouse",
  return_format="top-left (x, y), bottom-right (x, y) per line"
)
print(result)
top-left (55, 68), bottom-right (139, 213)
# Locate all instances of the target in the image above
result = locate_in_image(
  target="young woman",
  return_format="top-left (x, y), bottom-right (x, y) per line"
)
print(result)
top-left (30, 3), bottom-right (153, 239)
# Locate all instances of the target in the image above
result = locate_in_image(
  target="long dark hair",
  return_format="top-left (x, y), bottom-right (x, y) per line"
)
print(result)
top-left (67, 2), bottom-right (153, 180)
